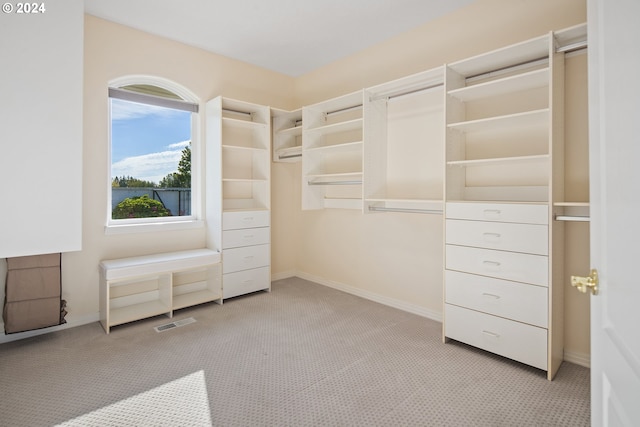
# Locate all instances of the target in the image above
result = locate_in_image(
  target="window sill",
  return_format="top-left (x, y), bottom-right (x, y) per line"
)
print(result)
top-left (105, 219), bottom-right (205, 235)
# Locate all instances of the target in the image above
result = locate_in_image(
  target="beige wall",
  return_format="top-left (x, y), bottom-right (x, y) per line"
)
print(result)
top-left (283, 0), bottom-right (590, 360)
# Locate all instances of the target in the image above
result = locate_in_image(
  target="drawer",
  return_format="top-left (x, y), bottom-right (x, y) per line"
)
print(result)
top-left (446, 202), bottom-right (548, 225)
top-left (223, 210), bottom-right (270, 230)
top-left (445, 219), bottom-right (548, 255)
top-left (445, 304), bottom-right (547, 371)
top-left (223, 266), bottom-right (270, 299)
top-left (223, 227), bottom-right (270, 249)
top-left (445, 270), bottom-right (548, 328)
top-left (223, 244), bottom-right (270, 274)
top-left (446, 244), bottom-right (548, 286)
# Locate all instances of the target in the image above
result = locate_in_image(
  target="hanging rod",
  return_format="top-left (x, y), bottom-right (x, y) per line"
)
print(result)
top-left (278, 153), bottom-right (302, 160)
top-left (308, 180), bottom-right (362, 186)
top-left (554, 215), bottom-right (590, 222)
top-left (557, 40), bottom-right (588, 53)
top-left (326, 104), bottom-right (363, 117)
top-left (371, 82), bottom-right (444, 102)
top-left (368, 206), bottom-right (443, 215)
top-left (223, 108), bottom-right (252, 117)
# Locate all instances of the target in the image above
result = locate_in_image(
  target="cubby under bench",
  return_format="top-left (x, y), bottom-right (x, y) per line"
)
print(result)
top-left (99, 249), bottom-right (222, 333)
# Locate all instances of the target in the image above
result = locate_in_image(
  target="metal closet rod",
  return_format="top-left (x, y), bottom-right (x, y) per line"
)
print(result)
top-left (368, 206), bottom-right (443, 215)
top-left (371, 82), bottom-right (444, 102)
top-left (308, 180), bottom-right (362, 186)
top-left (223, 108), bottom-right (252, 116)
top-left (325, 104), bottom-right (363, 117)
top-left (278, 153), bottom-right (302, 160)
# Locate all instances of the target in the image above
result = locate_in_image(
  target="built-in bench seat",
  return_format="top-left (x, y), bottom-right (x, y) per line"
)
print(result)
top-left (99, 249), bottom-right (221, 333)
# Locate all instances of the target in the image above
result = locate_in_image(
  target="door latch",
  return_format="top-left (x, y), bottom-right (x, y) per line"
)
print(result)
top-left (571, 269), bottom-right (599, 295)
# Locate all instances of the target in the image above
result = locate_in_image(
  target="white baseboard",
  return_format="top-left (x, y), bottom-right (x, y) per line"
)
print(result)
top-left (0, 312), bottom-right (100, 344)
top-left (563, 350), bottom-right (591, 368)
top-left (271, 270), bottom-right (297, 281)
top-left (295, 271), bottom-right (443, 323)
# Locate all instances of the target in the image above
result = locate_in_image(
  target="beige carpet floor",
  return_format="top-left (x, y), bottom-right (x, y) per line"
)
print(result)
top-left (0, 277), bottom-right (590, 426)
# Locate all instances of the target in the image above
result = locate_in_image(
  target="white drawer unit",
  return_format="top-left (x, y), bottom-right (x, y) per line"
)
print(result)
top-left (446, 245), bottom-right (548, 287)
top-left (444, 201), bottom-right (554, 375)
top-left (445, 219), bottom-right (548, 255)
top-left (222, 227), bottom-right (270, 249)
top-left (222, 210), bottom-right (270, 230)
top-left (221, 210), bottom-right (271, 299)
top-left (445, 270), bottom-right (548, 328)
top-left (445, 304), bottom-right (548, 371)
top-left (223, 266), bottom-right (270, 299)
top-left (223, 244), bottom-right (270, 274)
top-left (446, 202), bottom-right (548, 225)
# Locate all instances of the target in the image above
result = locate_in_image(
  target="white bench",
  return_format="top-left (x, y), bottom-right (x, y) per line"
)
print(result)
top-left (99, 249), bottom-right (221, 333)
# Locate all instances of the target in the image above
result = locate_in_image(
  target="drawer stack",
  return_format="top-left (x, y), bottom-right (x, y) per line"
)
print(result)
top-left (444, 202), bottom-right (549, 371)
top-left (222, 210), bottom-right (271, 299)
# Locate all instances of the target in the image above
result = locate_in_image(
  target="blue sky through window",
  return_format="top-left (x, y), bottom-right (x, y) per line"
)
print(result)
top-left (111, 98), bottom-right (191, 185)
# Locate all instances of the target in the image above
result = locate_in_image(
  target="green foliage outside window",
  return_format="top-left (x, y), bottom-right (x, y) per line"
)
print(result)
top-left (112, 195), bottom-right (170, 219)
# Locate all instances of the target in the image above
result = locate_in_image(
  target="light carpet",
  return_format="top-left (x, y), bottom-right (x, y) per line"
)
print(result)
top-left (0, 277), bottom-right (590, 426)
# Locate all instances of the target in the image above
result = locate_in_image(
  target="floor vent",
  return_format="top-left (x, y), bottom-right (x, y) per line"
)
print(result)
top-left (154, 317), bottom-right (196, 332)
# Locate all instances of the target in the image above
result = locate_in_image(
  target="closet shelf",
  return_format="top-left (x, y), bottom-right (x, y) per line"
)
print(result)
top-left (447, 154), bottom-right (549, 167)
top-left (222, 116), bottom-right (268, 129)
top-left (304, 140), bottom-right (363, 153)
top-left (222, 144), bottom-right (268, 152)
top-left (222, 178), bottom-right (268, 183)
top-left (304, 118), bottom-right (363, 135)
top-left (447, 109), bottom-right (549, 133)
top-left (277, 125), bottom-right (303, 136)
top-left (448, 68), bottom-right (549, 102)
top-left (173, 290), bottom-right (222, 310)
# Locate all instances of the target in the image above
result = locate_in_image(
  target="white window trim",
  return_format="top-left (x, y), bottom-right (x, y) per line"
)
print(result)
top-left (106, 75), bottom-right (203, 235)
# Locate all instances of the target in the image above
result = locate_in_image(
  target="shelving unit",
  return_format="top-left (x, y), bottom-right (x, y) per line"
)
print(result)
top-left (554, 202), bottom-right (590, 222)
top-left (99, 249), bottom-right (222, 333)
top-left (443, 31), bottom-right (566, 380)
top-left (272, 108), bottom-right (303, 162)
top-left (206, 97), bottom-right (272, 300)
top-left (302, 91), bottom-right (364, 210)
top-left (363, 67), bottom-right (445, 214)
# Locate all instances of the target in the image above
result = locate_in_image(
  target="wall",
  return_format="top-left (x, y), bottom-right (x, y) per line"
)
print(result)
top-left (284, 0), bottom-right (591, 362)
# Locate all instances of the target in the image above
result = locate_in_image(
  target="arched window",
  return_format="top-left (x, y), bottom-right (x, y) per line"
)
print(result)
top-left (107, 77), bottom-right (201, 232)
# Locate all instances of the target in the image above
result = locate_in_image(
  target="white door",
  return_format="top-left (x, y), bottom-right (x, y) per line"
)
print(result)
top-left (588, 1), bottom-right (640, 425)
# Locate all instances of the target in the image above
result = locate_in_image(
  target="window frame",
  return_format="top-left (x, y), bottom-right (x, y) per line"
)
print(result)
top-left (105, 76), bottom-right (203, 235)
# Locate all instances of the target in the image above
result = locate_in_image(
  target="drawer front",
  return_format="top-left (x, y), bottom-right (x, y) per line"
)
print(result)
top-left (446, 219), bottom-right (548, 255)
top-left (223, 210), bottom-right (270, 230)
top-left (445, 270), bottom-right (548, 328)
top-left (446, 202), bottom-right (548, 225)
top-left (445, 304), bottom-right (547, 371)
top-left (223, 244), bottom-right (270, 274)
top-left (223, 266), bottom-right (270, 299)
top-left (223, 227), bottom-right (270, 249)
top-left (446, 245), bottom-right (548, 286)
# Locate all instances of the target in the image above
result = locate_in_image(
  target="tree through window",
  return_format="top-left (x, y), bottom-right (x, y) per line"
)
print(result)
top-left (109, 83), bottom-right (198, 222)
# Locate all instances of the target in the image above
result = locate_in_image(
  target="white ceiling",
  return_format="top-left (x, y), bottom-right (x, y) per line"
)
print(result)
top-left (84, 0), bottom-right (475, 77)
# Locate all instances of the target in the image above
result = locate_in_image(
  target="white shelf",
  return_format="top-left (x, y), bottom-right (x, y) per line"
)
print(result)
top-left (109, 300), bottom-right (171, 327)
top-left (448, 109), bottom-right (549, 133)
top-left (305, 118), bottom-right (363, 136)
top-left (448, 68), bottom-right (549, 102)
top-left (305, 140), bottom-right (363, 154)
top-left (222, 144), bottom-right (268, 152)
top-left (275, 145), bottom-right (302, 161)
top-left (307, 172), bottom-right (363, 185)
top-left (448, 34), bottom-right (550, 77)
top-left (173, 289), bottom-right (222, 310)
top-left (447, 154), bottom-right (549, 167)
top-left (222, 116), bottom-right (268, 130)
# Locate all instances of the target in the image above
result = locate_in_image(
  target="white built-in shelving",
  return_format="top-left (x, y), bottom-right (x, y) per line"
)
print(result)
top-left (302, 91), bottom-right (364, 210)
top-left (206, 97), bottom-right (271, 300)
top-left (272, 108), bottom-right (303, 162)
top-left (363, 67), bottom-right (445, 215)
